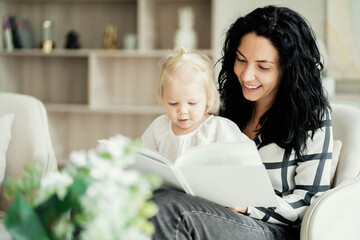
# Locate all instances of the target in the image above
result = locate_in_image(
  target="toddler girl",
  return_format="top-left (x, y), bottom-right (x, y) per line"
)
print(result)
top-left (142, 47), bottom-right (249, 162)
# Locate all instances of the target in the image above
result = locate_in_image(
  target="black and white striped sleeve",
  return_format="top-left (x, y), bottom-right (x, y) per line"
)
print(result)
top-left (248, 109), bottom-right (333, 225)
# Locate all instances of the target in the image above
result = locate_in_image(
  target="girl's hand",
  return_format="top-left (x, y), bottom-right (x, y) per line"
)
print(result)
top-left (228, 206), bottom-right (248, 214)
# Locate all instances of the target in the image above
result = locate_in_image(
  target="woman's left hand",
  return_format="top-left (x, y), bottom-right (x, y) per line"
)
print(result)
top-left (228, 206), bottom-right (248, 214)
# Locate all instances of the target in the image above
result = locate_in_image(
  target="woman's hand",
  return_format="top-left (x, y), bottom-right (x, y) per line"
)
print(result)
top-left (228, 206), bottom-right (248, 214)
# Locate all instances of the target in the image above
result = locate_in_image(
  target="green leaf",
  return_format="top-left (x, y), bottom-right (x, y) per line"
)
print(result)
top-left (97, 151), bottom-right (112, 160)
top-left (62, 176), bottom-right (88, 211)
top-left (3, 163), bottom-right (42, 207)
top-left (35, 177), bottom-right (89, 233)
top-left (35, 194), bottom-right (61, 233)
top-left (4, 194), bottom-right (49, 240)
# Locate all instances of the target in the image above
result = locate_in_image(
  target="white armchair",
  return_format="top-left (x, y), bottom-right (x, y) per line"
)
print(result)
top-left (0, 92), bottom-right (57, 209)
top-left (0, 92), bottom-right (57, 238)
top-left (301, 104), bottom-right (360, 239)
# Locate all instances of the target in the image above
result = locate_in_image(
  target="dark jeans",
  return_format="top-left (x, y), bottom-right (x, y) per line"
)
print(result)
top-left (150, 189), bottom-right (300, 240)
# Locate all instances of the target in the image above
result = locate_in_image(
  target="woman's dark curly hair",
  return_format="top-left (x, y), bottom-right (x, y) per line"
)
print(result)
top-left (218, 5), bottom-right (330, 160)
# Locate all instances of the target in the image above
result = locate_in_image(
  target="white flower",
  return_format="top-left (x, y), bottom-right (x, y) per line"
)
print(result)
top-left (97, 134), bottom-right (131, 159)
top-left (38, 171), bottom-right (73, 202)
top-left (69, 150), bottom-right (87, 167)
top-left (117, 168), bottom-right (141, 186)
top-left (80, 215), bottom-right (114, 240)
top-left (87, 150), bottom-right (113, 180)
top-left (53, 211), bottom-right (74, 240)
top-left (30, 134), bottom-right (158, 240)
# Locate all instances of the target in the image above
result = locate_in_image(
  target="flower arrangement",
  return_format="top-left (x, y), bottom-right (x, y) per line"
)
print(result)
top-left (3, 135), bottom-right (161, 240)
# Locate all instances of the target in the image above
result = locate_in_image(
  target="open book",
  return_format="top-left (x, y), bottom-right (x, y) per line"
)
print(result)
top-left (133, 141), bottom-right (278, 207)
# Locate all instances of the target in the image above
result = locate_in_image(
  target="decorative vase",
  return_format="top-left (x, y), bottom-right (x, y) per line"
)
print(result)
top-left (174, 7), bottom-right (197, 50)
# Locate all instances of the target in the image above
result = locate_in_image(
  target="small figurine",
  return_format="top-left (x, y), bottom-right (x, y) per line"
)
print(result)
top-left (65, 30), bottom-right (81, 49)
top-left (103, 23), bottom-right (117, 49)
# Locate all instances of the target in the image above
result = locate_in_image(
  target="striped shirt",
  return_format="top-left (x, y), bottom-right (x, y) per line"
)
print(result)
top-left (247, 109), bottom-right (333, 225)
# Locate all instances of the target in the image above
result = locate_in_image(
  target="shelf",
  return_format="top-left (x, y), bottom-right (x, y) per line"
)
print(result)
top-left (0, 0), bottom-right (138, 49)
top-left (0, 0), bottom-right (135, 2)
top-left (330, 94), bottom-right (360, 109)
top-left (0, 0), bottom-right (213, 165)
top-left (0, 49), bottom-right (213, 57)
top-left (0, 49), bottom-right (90, 57)
top-left (45, 103), bottom-right (164, 114)
top-left (330, 94), bottom-right (360, 102)
top-left (91, 49), bottom-right (213, 58)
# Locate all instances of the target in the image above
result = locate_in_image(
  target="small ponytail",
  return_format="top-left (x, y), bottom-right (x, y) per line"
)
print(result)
top-left (180, 46), bottom-right (187, 55)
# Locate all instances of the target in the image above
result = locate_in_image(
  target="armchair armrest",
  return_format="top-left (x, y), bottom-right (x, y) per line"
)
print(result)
top-left (300, 174), bottom-right (360, 240)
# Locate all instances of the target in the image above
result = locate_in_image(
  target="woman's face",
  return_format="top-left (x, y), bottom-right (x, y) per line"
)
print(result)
top-left (233, 32), bottom-right (282, 109)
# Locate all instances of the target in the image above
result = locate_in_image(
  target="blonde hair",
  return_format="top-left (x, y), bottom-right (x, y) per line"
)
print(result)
top-left (157, 47), bottom-right (220, 114)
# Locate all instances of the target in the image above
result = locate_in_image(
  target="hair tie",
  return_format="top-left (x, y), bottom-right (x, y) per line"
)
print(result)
top-left (180, 46), bottom-right (187, 55)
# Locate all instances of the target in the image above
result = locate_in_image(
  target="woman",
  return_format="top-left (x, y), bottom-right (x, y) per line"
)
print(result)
top-left (150, 5), bottom-right (333, 240)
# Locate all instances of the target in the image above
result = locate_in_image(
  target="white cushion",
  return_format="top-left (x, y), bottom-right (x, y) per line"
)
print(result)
top-left (330, 140), bottom-right (342, 186)
top-left (0, 113), bottom-right (14, 188)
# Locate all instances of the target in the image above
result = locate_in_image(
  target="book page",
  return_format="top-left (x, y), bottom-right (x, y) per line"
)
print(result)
top-left (175, 141), bottom-right (260, 166)
top-left (136, 148), bottom-right (171, 165)
top-left (178, 165), bottom-right (278, 207)
top-left (132, 149), bottom-right (191, 192)
top-left (174, 141), bottom-right (279, 207)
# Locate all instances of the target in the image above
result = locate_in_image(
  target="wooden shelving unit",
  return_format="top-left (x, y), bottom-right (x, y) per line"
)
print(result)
top-left (0, 0), bottom-right (213, 166)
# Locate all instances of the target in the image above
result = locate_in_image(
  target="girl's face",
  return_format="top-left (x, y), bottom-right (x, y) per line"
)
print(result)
top-left (233, 32), bottom-right (282, 110)
top-left (162, 66), bottom-right (209, 136)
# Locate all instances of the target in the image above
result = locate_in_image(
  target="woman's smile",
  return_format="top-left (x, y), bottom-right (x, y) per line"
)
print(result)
top-left (243, 83), bottom-right (262, 91)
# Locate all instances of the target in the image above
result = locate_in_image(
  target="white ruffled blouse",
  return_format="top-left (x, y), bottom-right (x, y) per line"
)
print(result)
top-left (141, 114), bottom-right (249, 162)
